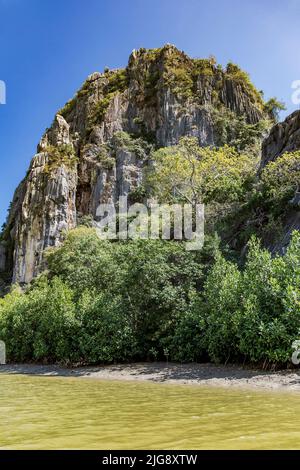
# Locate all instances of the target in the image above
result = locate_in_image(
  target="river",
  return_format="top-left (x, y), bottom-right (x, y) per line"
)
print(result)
top-left (1, 374), bottom-right (300, 449)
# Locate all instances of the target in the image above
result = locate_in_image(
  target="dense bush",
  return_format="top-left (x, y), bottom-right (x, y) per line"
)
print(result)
top-left (215, 150), bottom-right (300, 249)
top-left (202, 232), bottom-right (300, 365)
top-left (1, 227), bottom-right (300, 367)
top-left (202, 254), bottom-right (242, 363)
top-left (0, 229), bottom-right (203, 363)
top-left (146, 138), bottom-right (256, 205)
top-left (165, 296), bottom-right (207, 363)
top-left (50, 231), bottom-right (204, 358)
top-left (260, 151), bottom-right (300, 210)
top-left (0, 277), bottom-right (79, 362)
top-left (77, 292), bottom-right (136, 363)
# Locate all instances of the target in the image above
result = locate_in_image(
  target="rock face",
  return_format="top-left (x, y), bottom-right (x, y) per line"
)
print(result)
top-left (258, 110), bottom-right (300, 254)
top-left (1, 45), bottom-right (268, 285)
top-left (261, 110), bottom-right (300, 169)
top-left (0, 244), bottom-right (6, 272)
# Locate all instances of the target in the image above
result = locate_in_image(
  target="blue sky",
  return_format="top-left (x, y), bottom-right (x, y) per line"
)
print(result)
top-left (1, 0), bottom-right (300, 226)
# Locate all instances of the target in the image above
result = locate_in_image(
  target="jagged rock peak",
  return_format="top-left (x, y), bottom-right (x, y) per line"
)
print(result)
top-left (0, 45), bottom-right (271, 286)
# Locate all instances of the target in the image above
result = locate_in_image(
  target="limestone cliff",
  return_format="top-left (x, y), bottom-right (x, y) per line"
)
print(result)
top-left (0, 45), bottom-right (269, 285)
top-left (259, 110), bottom-right (300, 253)
top-left (261, 110), bottom-right (300, 168)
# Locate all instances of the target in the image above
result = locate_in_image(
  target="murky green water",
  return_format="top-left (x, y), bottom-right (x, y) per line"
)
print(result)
top-left (1, 374), bottom-right (300, 449)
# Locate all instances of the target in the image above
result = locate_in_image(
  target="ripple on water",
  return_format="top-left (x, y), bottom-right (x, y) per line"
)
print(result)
top-left (1, 374), bottom-right (300, 449)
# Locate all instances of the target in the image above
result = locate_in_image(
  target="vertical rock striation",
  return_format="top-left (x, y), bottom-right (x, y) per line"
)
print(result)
top-left (261, 110), bottom-right (300, 169)
top-left (1, 45), bottom-right (269, 285)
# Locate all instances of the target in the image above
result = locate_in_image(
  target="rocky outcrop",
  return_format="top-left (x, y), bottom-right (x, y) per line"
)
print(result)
top-left (261, 110), bottom-right (300, 169)
top-left (9, 115), bottom-right (77, 284)
top-left (256, 109), bottom-right (300, 254)
top-left (1, 45), bottom-right (269, 285)
top-left (0, 244), bottom-right (6, 272)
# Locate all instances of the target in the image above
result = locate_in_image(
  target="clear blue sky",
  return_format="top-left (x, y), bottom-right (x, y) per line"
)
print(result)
top-left (1, 0), bottom-right (300, 225)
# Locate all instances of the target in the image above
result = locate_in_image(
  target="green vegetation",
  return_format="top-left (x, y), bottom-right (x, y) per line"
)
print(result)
top-left (95, 143), bottom-right (115, 169)
top-left (162, 53), bottom-right (195, 99)
top-left (158, 51), bottom-right (216, 100)
top-left (200, 232), bottom-right (300, 364)
top-left (2, 135), bottom-right (300, 367)
top-left (260, 151), bottom-right (300, 211)
top-left (129, 46), bottom-right (269, 114)
top-left (88, 69), bottom-right (128, 129)
top-left (59, 97), bottom-right (77, 117)
top-left (85, 131), bottom-right (152, 170)
top-left (146, 137), bottom-right (256, 206)
top-left (60, 79), bottom-right (93, 116)
top-left (221, 150), bottom-right (300, 248)
top-left (104, 68), bottom-right (129, 94)
top-left (3, 140), bottom-right (300, 366)
top-left (264, 97), bottom-right (286, 123)
top-left (59, 46), bottom-right (281, 155)
top-left (0, 229), bottom-right (203, 363)
top-left (225, 62), bottom-right (265, 110)
top-left (212, 106), bottom-right (271, 151)
top-left (89, 92), bottom-right (118, 126)
top-left (60, 68), bottom-right (128, 124)
top-left (1, 227), bottom-right (300, 366)
top-left (193, 57), bottom-right (216, 76)
top-left (0, 47), bottom-right (296, 368)
top-left (44, 144), bottom-right (78, 173)
top-left (111, 131), bottom-right (153, 158)
top-left (128, 185), bottom-right (147, 203)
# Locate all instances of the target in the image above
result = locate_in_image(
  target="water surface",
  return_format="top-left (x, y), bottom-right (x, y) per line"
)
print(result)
top-left (1, 374), bottom-right (300, 449)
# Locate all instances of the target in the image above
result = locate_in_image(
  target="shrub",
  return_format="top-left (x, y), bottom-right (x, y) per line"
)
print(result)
top-left (59, 97), bottom-right (77, 117)
top-left (236, 235), bottom-right (300, 363)
top-left (0, 278), bottom-right (79, 363)
top-left (111, 131), bottom-right (153, 158)
top-left (166, 297), bottom-right (207, 362)
top-left (2, 226), bottom-right (300, 367)
top-left (260, 151), bottom-right (300, 209)
top-left (77, 291), bottom-right (136, 363)
top-left (89, 92), bottom-right (117, 125)
top-left (113, 239), bottom-right (203, 357)
top-left (146, 138), bottom-right (256, 205)
top-left (46, 230), bottom-right (204, 360)
top-left (201, 232), bottom-right (300, 365)
top-left (264, 97), bottom-right (286, 123)
top-left (202, 254), bottom-right (242, 362)
top-left (46, 227), bottom-right (121, 299)
top-left (44, 144), bottom-right (77, 173)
